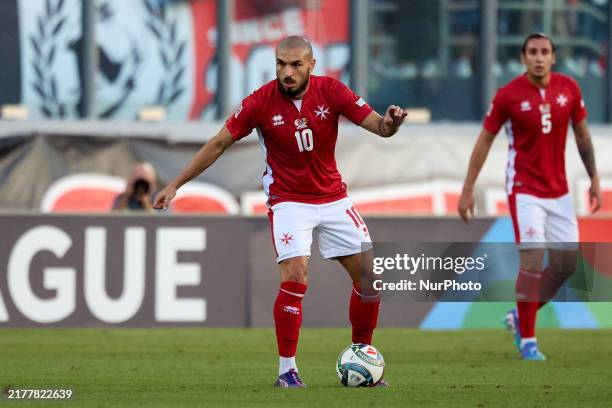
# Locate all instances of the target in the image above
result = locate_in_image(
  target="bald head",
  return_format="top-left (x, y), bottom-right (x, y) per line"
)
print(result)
top-left (275, 36), bottom-right (316, 98)
top-left (276, 36), bottom-right (313, 60)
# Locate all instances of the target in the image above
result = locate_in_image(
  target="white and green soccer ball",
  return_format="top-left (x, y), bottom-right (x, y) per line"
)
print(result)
top-left (336, 343), bottom-right (385, 387)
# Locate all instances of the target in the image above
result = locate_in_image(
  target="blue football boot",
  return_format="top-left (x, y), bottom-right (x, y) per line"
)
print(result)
top-left (274, 368), bottom-right (306, 388)
top-left (520, 341), bottom-right (546, 361)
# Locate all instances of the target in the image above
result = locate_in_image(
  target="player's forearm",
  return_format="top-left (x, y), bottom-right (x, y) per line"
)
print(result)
top-left (573, 121), bottom-right (599, 180)
top-left (576, 136), bottom-right (598, 180)
top-left (462, 131), bottom-right (495, 191)
top-left (170, 138), bottom-right (229, 189)
top-left (462, 157), bottom-right (486, 192)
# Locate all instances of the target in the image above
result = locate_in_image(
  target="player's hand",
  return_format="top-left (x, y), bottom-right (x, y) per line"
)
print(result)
top-left (384, 105), bottom-right (407, 129)
top-left (458, 188), bottom-right (475, 224)
top-left (589, 176), bottom-right (602, 213)
top-left (153, 184), bottom-right (177, 210)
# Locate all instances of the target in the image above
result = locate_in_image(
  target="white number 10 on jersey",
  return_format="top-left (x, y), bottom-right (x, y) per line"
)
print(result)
top-left (295, 129), bottom-right (314, 152)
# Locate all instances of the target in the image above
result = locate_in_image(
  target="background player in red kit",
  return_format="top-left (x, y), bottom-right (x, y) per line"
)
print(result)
top-left (154, 36), bottom-right (406, 386)
top-left (458, 33), bottom-right (602, 361)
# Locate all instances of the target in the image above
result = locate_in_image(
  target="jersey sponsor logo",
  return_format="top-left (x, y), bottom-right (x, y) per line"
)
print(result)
top-left (314, 104), bottom-right (330, 120)
top-left (294, 118), bottom-right (308, 130)
top-left (556, 94), bottom-right (568, 107)
top-left (234, 102), bottom-right (243, 118)
top-left (520, 101), bottom-right (532, 112)
top-left (272, 114), bottom-right (285, 126)
top-left (355, 97), bottom-right (366, 107)
top-left (539, 103), bottom-right (550, 114)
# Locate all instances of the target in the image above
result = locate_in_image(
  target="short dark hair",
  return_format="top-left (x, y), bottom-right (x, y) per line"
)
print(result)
top-left (521, 33), bottom-right (556, 54)
top-left (277, 36), bottom-right (313, 59)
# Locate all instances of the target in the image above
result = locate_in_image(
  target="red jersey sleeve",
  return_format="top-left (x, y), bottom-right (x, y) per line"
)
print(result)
top-left (569, 78), bottom-right (587, 124)
top-left (331, 79), bottom-right (373, 125)
top-left (482, 88), bottom-right (509, 135)
top-left (225, 91), bottom-right (262, 141)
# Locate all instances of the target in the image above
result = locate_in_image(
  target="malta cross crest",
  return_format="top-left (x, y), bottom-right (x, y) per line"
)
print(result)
top-left (556, 94), bottom-right (568, 107)
top-left (526, 227), bottom-right (537, 238)
top-left (280, 233), bottom-right (294, 246)
top-left (314, 105), bottom-right (330, 120)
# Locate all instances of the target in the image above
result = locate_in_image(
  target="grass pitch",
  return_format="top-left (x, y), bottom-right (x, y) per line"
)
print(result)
top-left (1, 328), bottom-right (611, 407)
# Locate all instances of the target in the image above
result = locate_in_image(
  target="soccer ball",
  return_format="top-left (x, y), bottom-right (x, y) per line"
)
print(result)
top-left (336, 343), bottom-right (385, 387)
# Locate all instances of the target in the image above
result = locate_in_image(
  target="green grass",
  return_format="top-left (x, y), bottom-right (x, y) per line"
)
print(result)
top-left (2, 328), bottom-right (612, 407)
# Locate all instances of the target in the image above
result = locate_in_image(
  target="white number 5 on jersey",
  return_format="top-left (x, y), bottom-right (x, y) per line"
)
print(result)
top-left (541, 113), bottom-right (552, 134)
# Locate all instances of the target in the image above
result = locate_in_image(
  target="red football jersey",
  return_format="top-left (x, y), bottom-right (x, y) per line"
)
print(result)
top-left (483, 72), bottom-right (587, 198)
top-left (226, 75), bottom-right (373, 205)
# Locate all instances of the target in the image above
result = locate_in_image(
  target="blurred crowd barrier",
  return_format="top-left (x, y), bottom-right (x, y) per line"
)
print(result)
top-left (0, 123), bottom-right (611, 216)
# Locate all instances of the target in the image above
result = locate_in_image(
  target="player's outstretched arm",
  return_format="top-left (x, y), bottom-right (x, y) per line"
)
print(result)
top-left (359, 105), bottom-right (407, 138)
top-left (573, 119), bottom-right (602, 213)
top-left (458, 128), bottom-right (496, 223)
top-left (153, 126), bottom-right (235, 210)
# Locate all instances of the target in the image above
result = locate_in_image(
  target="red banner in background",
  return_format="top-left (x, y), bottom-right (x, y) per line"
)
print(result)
top-left (189, 0), bottom-right (350, 119)
top-left (189, 0), bottom-right (217, 119)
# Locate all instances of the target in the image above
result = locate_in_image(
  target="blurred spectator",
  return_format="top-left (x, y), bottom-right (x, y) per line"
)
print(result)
top-left (112, 162), bottom-right (157, 212)
top-left (452, 54), bottom-right (473, 78)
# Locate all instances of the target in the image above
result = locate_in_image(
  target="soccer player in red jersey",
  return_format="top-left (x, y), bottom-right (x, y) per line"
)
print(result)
top-left (458, 33), bottom-right (602, 361)
top-left (154, 36), bottom-right (406, 386)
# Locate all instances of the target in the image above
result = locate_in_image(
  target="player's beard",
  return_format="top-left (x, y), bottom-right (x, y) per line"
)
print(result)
top-left (278, 74), bottom-right (310, 98)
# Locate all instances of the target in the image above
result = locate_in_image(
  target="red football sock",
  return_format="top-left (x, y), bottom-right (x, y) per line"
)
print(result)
top-left (539, 266), bottom-right (572, 309)
top-left (350, 282), bottom-right (380, 345)
top-left (516, 268), bottom-right (541, 338)
top-left (274, 281), bottom-right (307, 357)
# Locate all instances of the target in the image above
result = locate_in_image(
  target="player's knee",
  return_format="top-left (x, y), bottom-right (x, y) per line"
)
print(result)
top-left (280, 258), bottom-right (308, 283)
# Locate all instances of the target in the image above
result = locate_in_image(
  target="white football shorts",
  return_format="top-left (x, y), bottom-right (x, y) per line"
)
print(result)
top-left (508, 193), bottom-right (578, 250)
top-left (268, 197), bottom-right (373, 263)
